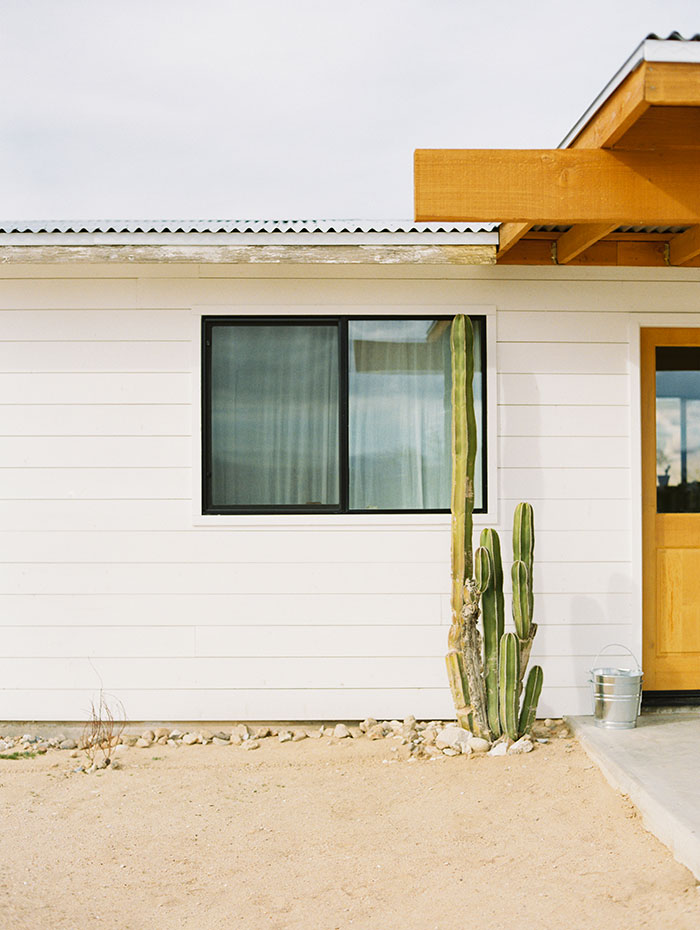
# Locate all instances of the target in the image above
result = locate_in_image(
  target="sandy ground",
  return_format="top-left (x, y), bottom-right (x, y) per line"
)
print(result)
top-left (0, 732), bottom-right (698, 930)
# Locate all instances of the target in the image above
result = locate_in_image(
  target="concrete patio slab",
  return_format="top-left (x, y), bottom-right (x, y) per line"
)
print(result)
top-left (568, 713), bottom-right (700, 881)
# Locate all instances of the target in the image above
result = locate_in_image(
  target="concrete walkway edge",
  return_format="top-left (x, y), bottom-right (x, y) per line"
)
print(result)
top-left (567, 715), bottom-right (700, 882)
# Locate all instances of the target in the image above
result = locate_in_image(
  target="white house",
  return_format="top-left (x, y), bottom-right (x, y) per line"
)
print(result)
top-left (2, 35), bottom-right (699, 722)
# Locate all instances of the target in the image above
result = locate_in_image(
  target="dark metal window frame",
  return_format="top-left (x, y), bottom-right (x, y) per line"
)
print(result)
top-left (202, 314), bottom-right (487, 515)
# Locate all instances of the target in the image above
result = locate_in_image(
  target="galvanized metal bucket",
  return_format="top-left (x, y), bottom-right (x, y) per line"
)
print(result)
top-left (590, 644), bottom-right (643, 730)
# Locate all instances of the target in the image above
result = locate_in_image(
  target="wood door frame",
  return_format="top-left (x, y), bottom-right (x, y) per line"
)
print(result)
top-left (641, 326), bottom-right (700, 690)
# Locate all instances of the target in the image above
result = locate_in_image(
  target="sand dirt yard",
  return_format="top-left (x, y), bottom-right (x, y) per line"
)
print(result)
top-left (0, 731), bottom-right (698, 930)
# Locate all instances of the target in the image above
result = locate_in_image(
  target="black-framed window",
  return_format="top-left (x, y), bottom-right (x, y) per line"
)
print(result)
top-left (202, 315), bottom-right (486, 514)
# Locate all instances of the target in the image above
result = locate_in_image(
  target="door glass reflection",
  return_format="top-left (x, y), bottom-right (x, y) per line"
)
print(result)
top-left (656, 346), bottom-right (700, 512)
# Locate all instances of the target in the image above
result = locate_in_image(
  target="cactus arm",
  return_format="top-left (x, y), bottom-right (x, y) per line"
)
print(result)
top-left (511, 560), bottom-right (531, 640)
top-left (518, 665), bottom-right (544, 737)
top-left (498, 632), bottom-right (520, 741)
top-left (480, 528), bottom-right (503, 737)
top-left (513, 502), bottom-right (535, 618)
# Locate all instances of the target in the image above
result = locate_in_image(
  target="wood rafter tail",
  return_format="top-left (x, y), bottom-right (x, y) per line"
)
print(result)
top-left (497, 222), bottom-right (531, 258)
top-left (669, 225), bottom-right (700, 266)
top-left (555, 223), bottom-right (618, 264)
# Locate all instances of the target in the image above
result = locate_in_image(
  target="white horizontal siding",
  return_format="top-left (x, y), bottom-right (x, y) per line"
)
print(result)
top-left (0, 340), bottom-right (191, 372)
top-left (0, 372), bottom-right (191, 404)
top-left (498, 405), bottom-right (628, 437)
top-left (0, 623), bottom-right (633, 659)
top-left (0, 528), bottom-right (629, 564)
top-left (2, 266), bottom-right (685, 721)
top-left (0, 404), bottom-right (191, 437)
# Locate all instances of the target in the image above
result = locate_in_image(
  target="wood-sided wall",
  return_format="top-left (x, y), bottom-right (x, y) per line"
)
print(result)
top-left (1, 260), bottom-right (699, 721)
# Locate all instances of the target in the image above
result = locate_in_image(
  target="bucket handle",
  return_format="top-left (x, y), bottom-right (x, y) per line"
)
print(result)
top-left (591, 643), bottom-right (642, 675)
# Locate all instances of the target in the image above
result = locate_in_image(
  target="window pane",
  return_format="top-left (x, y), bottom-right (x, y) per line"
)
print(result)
top-left (656, 346), bottom-right (700, 513)
top-left (210, 324), bottom-right (339, 507)
top-left (348, 319), bottom-right (483, 510)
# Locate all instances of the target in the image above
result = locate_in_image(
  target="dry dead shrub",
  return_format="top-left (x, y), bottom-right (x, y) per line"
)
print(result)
top-left (81, 693), bottom-right (126, 767)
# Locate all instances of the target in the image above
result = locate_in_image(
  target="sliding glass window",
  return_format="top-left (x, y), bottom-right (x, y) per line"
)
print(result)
top-left (202, 316), bottom-right (486, 514)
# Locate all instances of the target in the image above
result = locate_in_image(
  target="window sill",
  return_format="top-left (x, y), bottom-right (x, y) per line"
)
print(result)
top-left (192, 512), bottom-right (497, 529)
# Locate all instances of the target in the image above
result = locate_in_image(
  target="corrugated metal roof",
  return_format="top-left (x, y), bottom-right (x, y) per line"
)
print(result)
top-left (0, 219), bottom-right (495, 235)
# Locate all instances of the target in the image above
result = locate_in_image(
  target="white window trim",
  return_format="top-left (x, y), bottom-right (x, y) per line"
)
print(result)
top-left (190, 304), bottom-right (498, 528)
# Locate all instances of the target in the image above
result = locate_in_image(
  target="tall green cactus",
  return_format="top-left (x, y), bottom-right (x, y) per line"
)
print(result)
top-left (446, 314), bottom-right (478, 733)
top-left (447, 315), bottom-right (543, 741)
top-left (480, 528), bottom-right (504, 737)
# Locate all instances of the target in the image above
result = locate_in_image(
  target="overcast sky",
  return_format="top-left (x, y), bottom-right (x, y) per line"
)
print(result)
top-left (2, 1), bottom-right (698, 221)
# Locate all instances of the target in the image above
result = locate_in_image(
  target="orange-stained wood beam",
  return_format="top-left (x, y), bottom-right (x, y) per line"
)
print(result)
top-left (572, 62), bottom-right (649, 149)
top-left (555, 223), bottom-right (618, 263)
top-left (497, 222), bottom-right (532, 257)
top-left (669, 225), bottom-right (700, 265)
top-left (569, 62), bottom-right (700, 150)
top-left (414, 148), bottom-right (700, 225)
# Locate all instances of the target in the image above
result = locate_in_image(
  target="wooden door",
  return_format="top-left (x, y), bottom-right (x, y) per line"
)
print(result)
top-left (642, 328), bottom-right (700, 690)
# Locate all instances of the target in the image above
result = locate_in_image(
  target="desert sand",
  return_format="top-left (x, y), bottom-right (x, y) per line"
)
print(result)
top-left (0, 732), bottom-right (698, 930)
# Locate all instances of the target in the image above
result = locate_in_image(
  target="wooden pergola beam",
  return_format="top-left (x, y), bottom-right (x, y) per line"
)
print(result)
top-left (669, 225), bottom-right (700, 266)
top-left (556, 223), bottom-right (618, 264)
top-left (415, 148), bottom-right (700, 225)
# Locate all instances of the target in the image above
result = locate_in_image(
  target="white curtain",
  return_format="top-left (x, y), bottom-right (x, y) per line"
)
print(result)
top-left (348, 320), bottom-right (483, 510)
top-left (210, 324), bottom-right (339, 507)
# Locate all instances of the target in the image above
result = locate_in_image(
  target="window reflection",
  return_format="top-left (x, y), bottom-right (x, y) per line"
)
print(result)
top-left (656, 346), bottom-right (700, 513)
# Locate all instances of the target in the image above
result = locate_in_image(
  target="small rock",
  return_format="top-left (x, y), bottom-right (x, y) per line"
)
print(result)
top-left (22, 734), bottom-right (36, 743)
top-left (59, 739), bottom-right (77, 751)
top-left (469, 737), bottom-right (491, 754)
top-left (154, 727), bottom-right (170, 740)
top-left (306, 728), bottom-right (323, 739)
top-left (182, 733), bottom-right (199, 745)
top-left (435, 726), bottom-right (471, 752)
top-left (135, 738), bottom-right (152, 748)
top-left (252, 726), bottom-right (270, 740)
top-left (213, 731), bottom-right (230, 742)
top-left (508, 736), bottom-right (535, 755)
top-left (156, 736), bottom-right (167, 745)
top-left (544, 719), bottom-right (555, 728)
top-left (242, 740), bottom-right (260, 751)
top-left (169, 729), bottom-right (183, 739)
top-left (0, 740), bottom-right (11, 752)
top-left (558, 728), bottom-right (571, 739)
top-left (213, 737), bottom-right (229, 746)
top-left (421, 727), bottom-right (437, 746)
top-left (367, 724), bottom-right (385, 740)
top-left (199, 729), bottom-right (213, 742)
top-left (359, 718), bottom-right (377, 733)
top-left (72, 765), bottom-right (85, 773)
top-left (536, 738), bottom-right (550, 744)
top-left (278, 730), bottom-right (293, 743)
top-left (292, 730), bottom-right (307, 741)
top-left (122, 734), bottom-right (138, 747)
top-left (442, 747), bottom-right (461, 756)
top-left (404, 715), bottom-right (417, 728)
top-left (333, 724), bottom-right (351, 739)
top-left (488, 739), bottom-right (512, 757)
top-left (111, 759), bottom-right (122, 770)
top-left (141, 730), bottom-right (155, 742)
